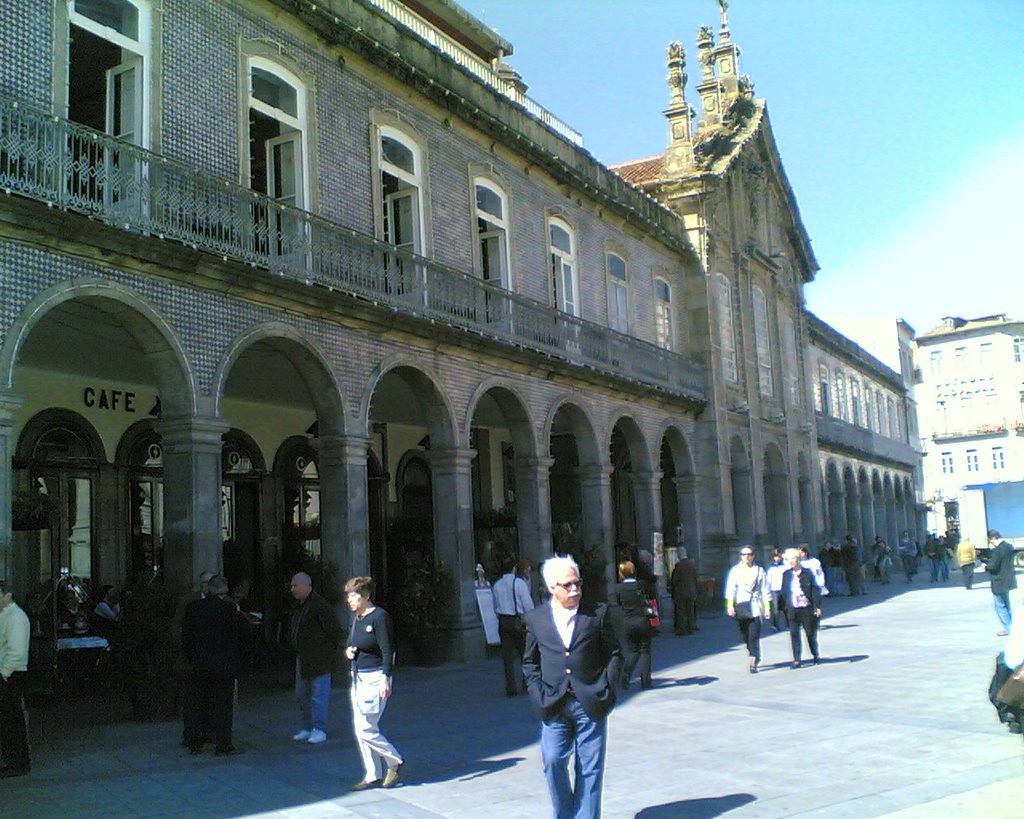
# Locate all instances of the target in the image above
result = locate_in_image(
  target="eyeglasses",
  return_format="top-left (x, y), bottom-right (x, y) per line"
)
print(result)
top-left (555, 581), bottom-right (582, 591)
top-left (740, 552), bottom-right (754, 557)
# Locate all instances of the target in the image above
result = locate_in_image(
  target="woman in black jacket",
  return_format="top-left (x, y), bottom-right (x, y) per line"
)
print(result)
top-left (616, 561), bottom-right (653, 690)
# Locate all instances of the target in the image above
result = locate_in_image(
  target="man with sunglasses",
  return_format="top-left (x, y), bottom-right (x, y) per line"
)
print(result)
top-left (523, 556), bottom-right (623, 819)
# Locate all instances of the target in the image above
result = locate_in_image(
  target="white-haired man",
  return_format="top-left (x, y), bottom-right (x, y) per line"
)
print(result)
top-left (523, 556), bottom-right (622, 819)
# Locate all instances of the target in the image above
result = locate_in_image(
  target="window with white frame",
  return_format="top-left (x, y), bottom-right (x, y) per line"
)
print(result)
top-left (979, 342), bottom-right (993, 371)
top-left (929, 350), bottom-right (942, 376)
top-left (606, 253), bottom-right (629, 334)
top-left (992, 446), bottom-right (1005, 471)
top-left (716, 274), bottom-right (738, 383)
top-left (954, 346), bottom-right (967, 371)
top-left (940, 451), bottom-right (954, 474)
top-left (474, 179), bottom-right (510, 288)
top-left (548, 218), bottom-right (578, 316)
top-left (751, 285), bottom-right (773, 397)
top-left (966, 449), bottom-right (979, 472)
top-left (1014, 336), bottom-right (1024, 363)
top-left (816, 363), bottom-right (830, 414)
top-left (379, 127), bottom-right (424, 255)
top-left (65, 0), bottom-right (152, 146)
top-left (247, 59), bottom-right (309, 211)
top-left (850, 377), bottom-right (861, 426)
top-left (654, 278), bottom-right (675, 351)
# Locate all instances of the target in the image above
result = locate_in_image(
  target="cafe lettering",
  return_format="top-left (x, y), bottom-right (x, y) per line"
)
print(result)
top-left (83, 386), bottom-right (137, 412)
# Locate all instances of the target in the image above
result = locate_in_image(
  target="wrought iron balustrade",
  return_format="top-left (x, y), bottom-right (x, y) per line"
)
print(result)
top-left (0, 95), bottom-right (704, 400)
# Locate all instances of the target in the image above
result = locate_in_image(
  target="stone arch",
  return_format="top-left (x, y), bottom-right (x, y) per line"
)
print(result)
top-left (213, 322), bottom-right (346, 434)
top-left (660, 424), bottom-right (701, 564)
top-left (463, 378), bottom-right (538, 460)
top-left (762, 442), bottom-right (792, 549)
top-left (361, 355), bottom-right (458, 449)
top-left (2, 278), bottom-right (195, 417)
top-left (824, 459), bottom-right (844, 540)
top-left (607, 413), bottom-right (654, 558)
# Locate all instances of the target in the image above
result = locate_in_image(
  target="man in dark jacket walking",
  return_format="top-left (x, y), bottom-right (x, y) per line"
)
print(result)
top-left (670, 549), bottom-right (699, 635)
top-left (290, 572), bottom-right (342, 744)
top-left (986, 530), bottom-right (1018, 636)
top-left (181, 574), bottom-right (245, 755)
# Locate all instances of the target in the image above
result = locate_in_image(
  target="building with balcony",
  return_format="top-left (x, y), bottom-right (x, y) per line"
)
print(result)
top-left (914, 314), bottom-right (1024, 535)
top-left (0, 0), bottom-right (716, 669)
top-left (806, 314), bottom-right (924, 547)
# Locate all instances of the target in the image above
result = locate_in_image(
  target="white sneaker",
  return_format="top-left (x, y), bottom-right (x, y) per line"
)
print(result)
top-left (292, 729), bottom-right (311, 741)
top-left (307, 729), bottom-right (328, 745)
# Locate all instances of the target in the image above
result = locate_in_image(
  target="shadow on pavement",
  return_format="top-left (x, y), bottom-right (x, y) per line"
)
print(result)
top-left (634, 792), bottom-right (756, 817)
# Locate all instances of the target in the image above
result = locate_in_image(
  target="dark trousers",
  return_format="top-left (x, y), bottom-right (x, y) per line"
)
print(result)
top-left (621, 616), bottom-right (652, 689)
top-left (961, 563), bottom-right (975, 589)
top-left (737, 616), bottom-right (762, 663)
top-left (184, 674), bottom-right (235, 752)
top-left (498, 614), bottom-right (526, 695)
top-left (0, 671), bottom-right (30, 772)
top-left (770, 600), bottom-right (789, 630)
top-left (789, 607), bottom-right (819, 662)
top-left (845, 563), bottom-right (862, 595)
top-left (673, 596), bottom-right (696, 634)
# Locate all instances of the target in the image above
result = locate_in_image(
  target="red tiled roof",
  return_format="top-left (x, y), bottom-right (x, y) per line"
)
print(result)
top-left (610, 154), bottom-right (664, 185)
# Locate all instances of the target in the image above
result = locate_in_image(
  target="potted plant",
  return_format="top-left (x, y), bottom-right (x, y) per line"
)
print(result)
top-left (12, 487), bottom-right (58, 531)
top-left (391, 557), bottom-right (457, 666)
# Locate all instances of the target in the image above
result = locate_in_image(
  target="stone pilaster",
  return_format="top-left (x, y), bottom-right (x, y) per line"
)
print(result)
top-left (0, 392), bottom-right (24, 582)
top-left (512, 456), bottom-right (554, 569)
top-left (316, 434), bottom-right (371, 582)
top-left (577, 464), bottom-right (614, 597)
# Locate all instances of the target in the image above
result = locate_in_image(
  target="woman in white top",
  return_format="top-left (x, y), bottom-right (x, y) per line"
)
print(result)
top-left (724, 547), bottom-right (772, 673)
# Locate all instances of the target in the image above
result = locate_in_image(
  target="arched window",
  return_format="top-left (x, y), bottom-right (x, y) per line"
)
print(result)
top-left (474, 179), bottom-right (510, 288)
top-left (275, 437), bottom-right (321, 573)
top-left (833, 369), bottom-right (847, 421)
top-left (606, 253), bottom-right (629, 334)
top-left (379, 126), bottom-right (424, 255)
top-left (864, 386), bottom-right (875, 431)
top-left (654, 278), bottom-right (675, 351)
top-left (548, 217), bottom-right (578, 316)
top-left (850, 377), bottom-right (861, 426)
top-left (716, 274), bottom-right (738, 382)
top-left (246, 58), bottom-right (309, 210)
top-left (817, 363), bottom-right (830, 415)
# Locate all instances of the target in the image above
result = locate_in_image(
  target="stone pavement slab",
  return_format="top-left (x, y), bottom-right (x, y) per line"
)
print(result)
top-left (3, 571), bottom-right (1020, 817)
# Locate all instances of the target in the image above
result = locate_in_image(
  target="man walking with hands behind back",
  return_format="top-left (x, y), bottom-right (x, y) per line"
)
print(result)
top-left (523, 556), bottom-right (623, 819)
top-left (0, 579), bottom-right (30, 777)
top-left (289, 572), bottom-right (343, 744)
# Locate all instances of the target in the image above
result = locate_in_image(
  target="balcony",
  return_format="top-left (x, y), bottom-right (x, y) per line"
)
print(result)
top-left (0, 95), bottom-right (704, 402)
top-left (932, 424), bottom-right (1009, 443)
top-left (814, 413), bottom-right (920, 468)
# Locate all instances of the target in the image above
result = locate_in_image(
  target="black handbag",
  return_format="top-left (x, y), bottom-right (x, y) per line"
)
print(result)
top-left (733, 600), bottom-right (753, 619)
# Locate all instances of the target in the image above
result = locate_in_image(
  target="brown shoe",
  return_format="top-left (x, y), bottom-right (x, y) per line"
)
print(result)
top-left (382, 763), bottom-right (403, 788)
top-left (351, 779), bottom-right (380, 791)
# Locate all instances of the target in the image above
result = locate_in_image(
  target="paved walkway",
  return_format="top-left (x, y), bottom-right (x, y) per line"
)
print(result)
top-left (5, 570), bottom-right (1022, 818)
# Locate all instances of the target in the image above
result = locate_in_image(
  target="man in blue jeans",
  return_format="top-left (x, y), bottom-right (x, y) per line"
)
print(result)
top-left (986, 531), bottom-right (1018, 636)
top-left (289, 573), bottom-right (342, 744)
top-left (523, 556), bottom-right (622, 819)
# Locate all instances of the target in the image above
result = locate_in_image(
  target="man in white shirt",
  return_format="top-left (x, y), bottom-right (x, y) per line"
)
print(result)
top-left (492, 558), bottom-right (534, 697)
top-left (0, 579), bottom-right (31, 777)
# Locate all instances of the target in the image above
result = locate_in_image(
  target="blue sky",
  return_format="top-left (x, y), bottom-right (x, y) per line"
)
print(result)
top-left (458, 0), bottom-right (1024, 344)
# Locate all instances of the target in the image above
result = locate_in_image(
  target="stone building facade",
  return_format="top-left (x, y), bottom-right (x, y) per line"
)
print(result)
top-left (0, 0), bottom-right (713, 665)
top-left (0, 1), bottom-right (922, 678)
top-left (611, 6), bottom-right (924, 560)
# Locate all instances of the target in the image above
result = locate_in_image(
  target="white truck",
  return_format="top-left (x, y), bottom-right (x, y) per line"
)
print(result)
top-left (958, 480), bottom-right (1024, 567)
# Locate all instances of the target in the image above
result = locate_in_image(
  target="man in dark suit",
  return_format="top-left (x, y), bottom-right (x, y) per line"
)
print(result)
top-left (986, 529), bottom-right (1018, 636)
top-left (778, 548), bottom-right (822, 669)
top-left (523, 555), bottom-right (623, 819)
top-left (670, 549), bottom-right (699, 635)
top-left (181, 574), bottom-right (245, 755)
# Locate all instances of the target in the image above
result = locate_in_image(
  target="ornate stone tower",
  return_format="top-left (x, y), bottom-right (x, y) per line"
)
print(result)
top-left (663, 42), bottom-right (694, 174)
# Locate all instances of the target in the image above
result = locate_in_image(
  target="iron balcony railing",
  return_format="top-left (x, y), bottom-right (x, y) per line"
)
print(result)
top-left (363, 0), bottom-right (584, 147)
top-left (0, 95), bottom-right (704, 400)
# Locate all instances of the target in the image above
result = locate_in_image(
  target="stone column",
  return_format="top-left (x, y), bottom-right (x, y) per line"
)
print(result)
top-left (429, 447), bottom-right (481, 660)
top-left (674, 474), bottom-right (702, 566)
top-left (828, 490), bottom-right (847, 541)
top-left (155, 415), bottom-right (229, 597)
top-left (316, 434), bottom-right (370, 583)
top-left (633, 469), bottom-right (666, 593)
top-left (512, 456), bottom-right (554, 569)
top-left (0, 392), bottom-right (24, 582)
top-left (578, 464), bottom-right (614, 598)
